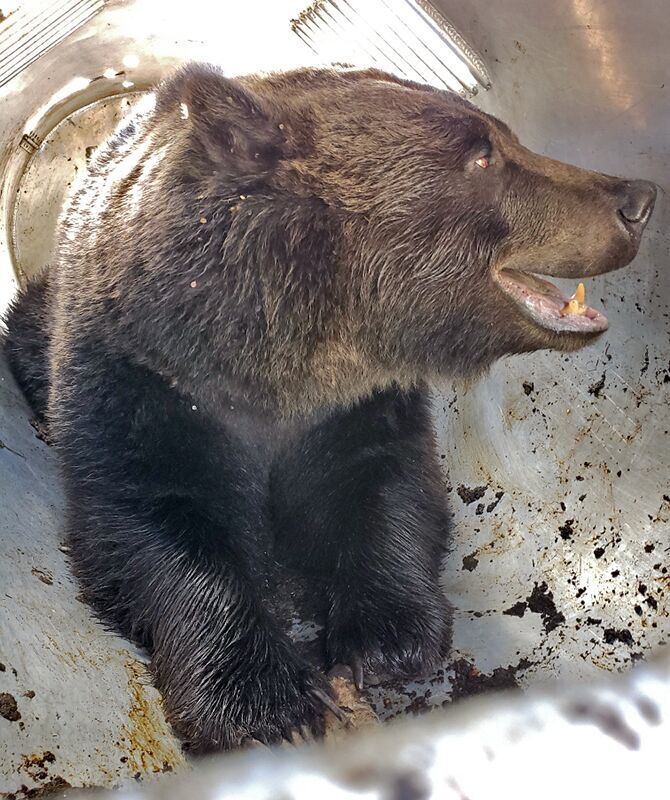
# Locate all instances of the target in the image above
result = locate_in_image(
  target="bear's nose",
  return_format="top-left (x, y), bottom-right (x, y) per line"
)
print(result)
top-left (618, 180), bottom-right (657, 229)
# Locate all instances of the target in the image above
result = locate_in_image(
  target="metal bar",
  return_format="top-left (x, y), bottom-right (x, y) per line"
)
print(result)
top-left (0, 0), bottom-right (98, 52)
top-left (0, 0), bottom-right (102, 67)
top-left (376, 0), bottom-right (471, 92)
top-left (0, 1), bottom-right (102, 87)
top-left (409, 0), bottom-right (491, 88)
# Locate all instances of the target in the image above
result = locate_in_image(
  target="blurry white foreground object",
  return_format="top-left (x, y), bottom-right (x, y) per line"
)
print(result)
top-left (72, 654), bottom-right (669, 800)
top-left (291, 0), bottom-right (490, 94)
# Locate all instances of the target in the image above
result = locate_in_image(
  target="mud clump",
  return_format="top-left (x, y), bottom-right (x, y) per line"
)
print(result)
top-left (0, 692), bottom-right (21, 722)
top-left (462, 553), bottom-right (479, 571)
top-left (456, 485), bottom-right (487, 505)
top-left (502, 583), bottom-right (565, 633)
top-left (588, 372), bottom-right (606, 397)
top-left (21, 751), bottom-right (56, 775)
top-left (527, 582), bottom-right (565, 633)
top-left (558, 519), bottom-right (575, 540)
top-left (447, 658), bottom-right (527, 701)
top-left (7, 777), bottom-right (73, 798)
top-left (486, 490), bottom-right (505, 513)
top-left (30, 417), bottom-right (55, 446)
top-left (603, 627), bottom-right (634, 647)
top-left (31, 567), bottom-right (54, 586)
top-left (503, 601), bottom-right (527, 618)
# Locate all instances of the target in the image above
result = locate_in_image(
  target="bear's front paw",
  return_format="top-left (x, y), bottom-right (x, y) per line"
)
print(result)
top-left (326, 588), bottom-right (451, 690)
top-left (162, 653), bottom-right (340, 752)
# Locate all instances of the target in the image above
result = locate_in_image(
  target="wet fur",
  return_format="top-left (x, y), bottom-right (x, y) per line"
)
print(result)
top-left (2, 64), bottom-right (648, 750)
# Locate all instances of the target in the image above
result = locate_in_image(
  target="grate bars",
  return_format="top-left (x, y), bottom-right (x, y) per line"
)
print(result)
top-left (0, 0), bottom-right (104, 89)
top-left (291, 0), bottom-right (490, 94)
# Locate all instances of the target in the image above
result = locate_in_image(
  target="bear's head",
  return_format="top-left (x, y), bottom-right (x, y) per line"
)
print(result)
top-left (154, 64), bottom-right (656, 399)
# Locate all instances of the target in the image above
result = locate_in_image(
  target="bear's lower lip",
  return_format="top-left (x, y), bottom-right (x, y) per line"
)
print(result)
top-left (496, 269), bottom-right (609, 334)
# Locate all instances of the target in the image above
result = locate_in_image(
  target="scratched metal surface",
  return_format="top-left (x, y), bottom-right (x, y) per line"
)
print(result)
top-left (0, 0), bottom-right (668, 794)
top-left (0, 357), bottom-right (187, 795)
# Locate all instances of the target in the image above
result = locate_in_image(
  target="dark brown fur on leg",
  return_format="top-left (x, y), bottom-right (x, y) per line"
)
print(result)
top-left (271, 386), bottom-right (452, 686)
top-left (56, 348), bottom-right (330, 751)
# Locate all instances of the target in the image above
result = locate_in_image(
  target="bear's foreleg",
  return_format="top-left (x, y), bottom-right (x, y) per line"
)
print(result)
top-left (272, 385), bottom-right (452, 688)
top-left (55, 350), bottom-right (333, 751)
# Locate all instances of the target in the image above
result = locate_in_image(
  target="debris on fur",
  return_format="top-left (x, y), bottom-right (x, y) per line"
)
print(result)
top-left (324, 665), bottom-right (379, 743)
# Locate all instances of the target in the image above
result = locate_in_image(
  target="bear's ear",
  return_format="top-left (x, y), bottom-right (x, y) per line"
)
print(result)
top-left (156, 64), bottom-right (286, 181)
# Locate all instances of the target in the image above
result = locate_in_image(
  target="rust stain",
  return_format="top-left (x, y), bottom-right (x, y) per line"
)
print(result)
top-left (30, 567), bottom-right (54, 585)
top-left (572, 414), bottom-right (599, 446)
top-left (470, 515), bottom-right (525, 560)
top-left (590, 655), bottom-right (620, 671)
top-left (624, 419), bottom-right (642, 443)
top-left (43, 635), bottom-right (97, 671)
top-left (12, 751), bottom-right (78, 798)
top-left (18, 750), bottom-right (56, 780)
top-left (501, 397), bottom-right (534, 431)
top-left (119, 658), bottom-right (186, 777)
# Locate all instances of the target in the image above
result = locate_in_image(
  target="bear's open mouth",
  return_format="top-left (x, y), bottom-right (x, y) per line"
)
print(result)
top-left (496, 269), bottom-right (608, 334)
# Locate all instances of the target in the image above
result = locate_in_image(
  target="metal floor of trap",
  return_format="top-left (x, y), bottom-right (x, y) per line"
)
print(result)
top-left (1, 0), bottom-right (669, 795)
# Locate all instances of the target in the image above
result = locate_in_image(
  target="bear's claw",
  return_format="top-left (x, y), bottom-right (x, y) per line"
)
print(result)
top-left (309, 685), bottom-right (347, 721)
top-left (351, 654), bottom-right (365, 692)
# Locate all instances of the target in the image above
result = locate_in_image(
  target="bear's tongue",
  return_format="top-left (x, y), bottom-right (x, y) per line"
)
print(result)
top-left (497, 270), bottom-right (608, 333)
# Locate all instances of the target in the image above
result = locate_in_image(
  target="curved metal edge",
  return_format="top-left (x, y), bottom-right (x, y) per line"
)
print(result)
top-left (1, 80), bottom-right (154, 287)
top-left (414, 0), bottom-right (492, 89)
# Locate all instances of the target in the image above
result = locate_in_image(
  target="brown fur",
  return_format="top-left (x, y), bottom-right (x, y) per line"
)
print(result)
top-left (37, 64), bottom-right (652, 417)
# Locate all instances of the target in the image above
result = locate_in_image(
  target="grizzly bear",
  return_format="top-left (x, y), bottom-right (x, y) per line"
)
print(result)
top-left (3, 63), bottom-right (655, 751)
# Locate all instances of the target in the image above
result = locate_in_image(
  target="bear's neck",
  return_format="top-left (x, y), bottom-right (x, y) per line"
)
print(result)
top-left (153, 325), bottom-right (419, 419)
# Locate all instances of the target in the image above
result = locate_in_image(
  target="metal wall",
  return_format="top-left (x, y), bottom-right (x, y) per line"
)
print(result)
top-left (0, 0), bottom-right (668, 795)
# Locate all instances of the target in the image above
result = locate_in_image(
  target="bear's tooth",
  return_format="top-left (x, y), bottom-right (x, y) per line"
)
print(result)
top-left (561, 283), bottom-right (588, 316)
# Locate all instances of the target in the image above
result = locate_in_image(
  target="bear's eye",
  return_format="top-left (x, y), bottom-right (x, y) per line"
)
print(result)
top-left (475, 155), bottom-right (490, 169)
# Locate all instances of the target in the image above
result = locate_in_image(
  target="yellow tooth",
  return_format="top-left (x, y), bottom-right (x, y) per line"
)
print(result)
top-left (562, 299), bottom-right (585, 315)
top-left (561, 283), bottom-right (588, 316)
